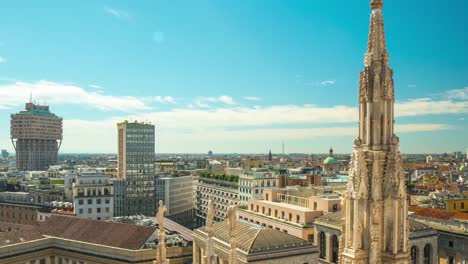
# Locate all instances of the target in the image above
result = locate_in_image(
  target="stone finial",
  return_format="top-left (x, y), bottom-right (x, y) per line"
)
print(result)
top-left (370, 0), bottom-right (383, 9)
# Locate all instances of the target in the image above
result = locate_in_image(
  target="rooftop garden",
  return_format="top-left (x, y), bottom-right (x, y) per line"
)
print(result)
top-left (199, 170), bottom-right (239, 183)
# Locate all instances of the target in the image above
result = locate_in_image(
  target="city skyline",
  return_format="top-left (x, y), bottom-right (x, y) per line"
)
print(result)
top-left (0, 1), bottom-right (467, 154)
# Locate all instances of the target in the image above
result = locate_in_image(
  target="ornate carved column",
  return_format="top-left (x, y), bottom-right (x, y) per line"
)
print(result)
top-left (193, 241), bottom-right (200, 264)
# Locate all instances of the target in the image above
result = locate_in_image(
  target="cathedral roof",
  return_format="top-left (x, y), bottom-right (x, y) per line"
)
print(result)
top-left (198, 219), bottom-right (314, 254)
top-left (315, 211), bottom-right (434, 233)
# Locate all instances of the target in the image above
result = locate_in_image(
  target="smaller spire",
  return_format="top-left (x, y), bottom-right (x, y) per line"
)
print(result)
top-left (329, 147), bottom-right (334, 157)
top-left (370, 0), bottom-right (383, 10)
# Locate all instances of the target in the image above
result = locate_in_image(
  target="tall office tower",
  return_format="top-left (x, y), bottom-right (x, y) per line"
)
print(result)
top-left (11, 102), bottom-right (63, 171)
top-left (117, 121), bottom-right (156, 216)
top-left (341, 0), bottom-right (409, 263)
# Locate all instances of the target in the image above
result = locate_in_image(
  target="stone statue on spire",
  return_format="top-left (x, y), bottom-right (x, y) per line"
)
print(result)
top-left (226, 202), bottom-right (238, 264)
top-left (204, 197), bottom-right (215, 264)
top-left (155, 200), bottom-right (167, 264)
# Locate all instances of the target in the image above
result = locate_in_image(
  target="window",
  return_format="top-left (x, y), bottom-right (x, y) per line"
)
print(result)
top-left (87, 199), bottom-right (92, 205)
top-left (308, 234), bottom-right (314, 243)
top-left (423, 244), bottom-right (431, 264)
top-left (462, 202), bottom-right (465, 209)
top-left (105, 198), bottom-right (110, 204)
top-left (97, 208), bottom-right (101, 213)
top-left (78, 199), bottom-right (83, 205)
top-left (88, 208), bottom-right (92, 214)
top-left (410, 246), bottom-right (418, 264)
top-left (449, 256), bottom-right (455, 264)
top-left (319, 232), bottom-right (326, 259)
top-left (97, 198), bottom-right (102, 204)
top-left (106, 207), bottom-right (110, 213)
top-left (331, 235), bottom-right (339, 263)
top-left (78, 209), bottom-right (83, 214)
top-left (449, 241), bottom-right (454, 248)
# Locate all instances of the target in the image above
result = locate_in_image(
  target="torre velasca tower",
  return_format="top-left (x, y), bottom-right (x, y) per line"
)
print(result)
top-left (11, 102), bottom-right (63, 171)
top-left (340, 0), bottom-right (409, 263)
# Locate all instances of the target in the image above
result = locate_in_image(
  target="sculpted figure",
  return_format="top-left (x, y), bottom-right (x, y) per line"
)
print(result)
top-left (226, 202), bottom-right (237, 238)
top-left (156, 200), bottom-right (166, 227)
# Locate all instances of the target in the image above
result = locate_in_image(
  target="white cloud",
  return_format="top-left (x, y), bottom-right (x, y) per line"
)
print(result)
top-left (218, 95), bottom-right (235, 105)
top-left (62, 115), bottom-right (453, 153)
top-left (445, 87), bottom-right (468, 100)
top-left (104, 7), bottom-right (130, 19)
top-left (0, 80), bottom-right (149, 111)
top-left (0, 56), bottom-right (5, 63)
top-left (194, 96), bottom-right (236, 108)
top-left (457, 117), bottom-right (465, 121)
top-left (244, 96), bottom-right (261, 101)
top-left (89, 84), bottom-right (103, 90)
top-left (321, 80), bottom-right (336, 85)
top-left (153, 96), bottom-right (176, 104)
top-left (395, 98), bottom-right (468, 117)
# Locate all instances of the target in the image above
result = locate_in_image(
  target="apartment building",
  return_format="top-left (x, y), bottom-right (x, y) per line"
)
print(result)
top-left (238, 170), bottom-right (278, 202)
top-left (195, 175), bottom-right (239, 227)
top-left (155, 174), bottom-right (194, 227)
top-left (117, 121), bottom-right (156, 216)
top-left (73, 168), bottom-right (114, 220)
top-left (238, 189), bottom-right (341, 241)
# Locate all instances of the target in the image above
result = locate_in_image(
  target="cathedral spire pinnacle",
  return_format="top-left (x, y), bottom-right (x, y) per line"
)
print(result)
top-left (370, 0), bottom-right (383, 10)
top-left (365, 0), bottom-right (388, 67)
top-left (341, 1), bottom-right (409, 262)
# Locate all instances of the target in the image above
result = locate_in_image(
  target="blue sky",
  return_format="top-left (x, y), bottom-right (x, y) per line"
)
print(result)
top-left (0, 0), bottom-right (466, 154)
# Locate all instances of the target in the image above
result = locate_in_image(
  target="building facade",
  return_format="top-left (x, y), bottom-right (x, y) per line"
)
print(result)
top-left (155, 174), bottom-right (194, 227)
top-left (73, 169), bottom-right (114, 220)
top-left (117, 121), bottom-right (156, 216)
top-left (238, 170), bottom-right (278, 202)
top-left (238, 189), bottom-right (340, 241)
top-left (195, 177), bottom-right (239, 226)
top-left (314, 212), bottom-right (438, 264)
top-left (11, 102), bottom-right (63, 171)
top-left (341, 0), bottom-right (410, 262)
top-left (112, 178), bottom-right (126, 217)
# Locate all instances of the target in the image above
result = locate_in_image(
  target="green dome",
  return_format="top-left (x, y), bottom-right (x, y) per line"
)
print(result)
top-left (323, 156), bottom-right (340, 165)
top-left (460, 164), bottom-right (468, 172)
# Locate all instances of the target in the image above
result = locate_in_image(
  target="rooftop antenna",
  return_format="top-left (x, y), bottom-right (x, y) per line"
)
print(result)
top-left (29, 92), bottom-right (33, 103)
top-left (282, 140), bottom-right (285, 158)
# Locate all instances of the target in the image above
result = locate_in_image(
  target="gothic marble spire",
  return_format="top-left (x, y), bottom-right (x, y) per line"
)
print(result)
top-left (341, 0), bottom-right (410, 263)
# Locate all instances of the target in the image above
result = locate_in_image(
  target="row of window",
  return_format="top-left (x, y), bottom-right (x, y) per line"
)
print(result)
top-left (410, 244), bottom-right (433, 264)
top-left (77, 207), bottom-right (111, 214)
top-left (239, 180), bottom-right (277, 188)
top-left (77, 198), bottom-right (111, 205)
top-left (250, 204), bottom-right (304, 224)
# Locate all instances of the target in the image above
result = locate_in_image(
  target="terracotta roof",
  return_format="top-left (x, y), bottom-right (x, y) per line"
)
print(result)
top-left (38, 215), bottom-right (156, 249)
top-left (315, 211), bottom-right (343, 227)
top-left (198, 219), bottom-right (313, 253)
top-left (409, 206), bottom-right (468, 221)
top-left (0, 223), bottom-right (43, 246)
